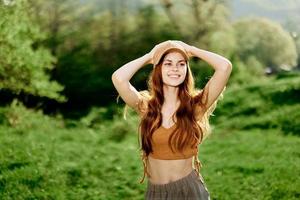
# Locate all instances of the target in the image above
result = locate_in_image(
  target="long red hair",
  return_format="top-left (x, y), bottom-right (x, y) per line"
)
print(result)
top-left (136, 49), bottom-right (218, 157)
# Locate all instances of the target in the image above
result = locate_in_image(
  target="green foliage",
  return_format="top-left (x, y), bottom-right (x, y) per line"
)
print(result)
top-left (233, 17), bottom-right (298, 71)
top-left (224, 56), bottom-right (267, 87)
top-left (0, 114), bottom-right (299, 199)
top-left (1, 0), bottom-right (298, 111)
top-left (201, 129), bottom-right (300, 200)
top-left (214, 73), bottom-right (300, 135)
top-left (78, 105), bottom-right (121, 129)
top-left (0, 109), bottom-right (144, 199)
top-left (0, 99), bottom-right (63, 134)
top-left (190, 60), bottom-right (215, 88)
top-left (108, 116), bottom-right (138, 143)
top-left (295, 34), bottom-right (300, 68)
top-left (208, 28), bottom-right (237, 58)
top-left (78, 107), bottom-right (110, 128)
top-left (26, 0), bottom-right (237, 107)
top-left (0, 73), bottom-right (300, 199)
top-left (0, 0), bottom-right (65, 101)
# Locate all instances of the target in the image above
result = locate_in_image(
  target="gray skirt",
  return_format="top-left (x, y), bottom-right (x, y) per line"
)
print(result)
top-left (145, 169), bottom-right (210, 200)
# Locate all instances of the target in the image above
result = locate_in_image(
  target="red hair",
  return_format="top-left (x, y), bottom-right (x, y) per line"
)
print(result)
top-left (123, 50), bottom-right (225, 157)
top-left (136, 50), bottom-right (219, 157)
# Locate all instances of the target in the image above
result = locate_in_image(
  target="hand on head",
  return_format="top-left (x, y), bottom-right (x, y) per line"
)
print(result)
top-left (171, 40), bottom-right (194, 58)
top-left (148, 40), bottom-right (194, 65)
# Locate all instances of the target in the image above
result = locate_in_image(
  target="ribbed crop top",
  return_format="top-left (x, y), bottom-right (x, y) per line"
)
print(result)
top-left (139, 124), bottom-right (203, 183)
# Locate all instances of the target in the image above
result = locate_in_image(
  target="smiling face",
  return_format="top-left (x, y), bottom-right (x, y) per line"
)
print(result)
top-left (161, 51), bottom-right (188, 87)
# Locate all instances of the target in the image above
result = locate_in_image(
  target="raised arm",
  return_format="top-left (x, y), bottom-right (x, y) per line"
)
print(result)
top-left (191, 46), bottom-right (232, 110)
top-left (111, 52), bottom-right (152, 113)
top-left (176, 41), bottom-right (232, 110)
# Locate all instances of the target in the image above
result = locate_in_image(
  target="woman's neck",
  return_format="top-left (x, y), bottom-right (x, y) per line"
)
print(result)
top-left (163, 85), bottom-right (180, 106)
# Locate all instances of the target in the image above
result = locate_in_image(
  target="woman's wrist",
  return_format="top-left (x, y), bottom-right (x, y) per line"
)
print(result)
top-left (143, 53), bottom-right (152, 65)
top-left (189, 45), bottom-right (200, 58)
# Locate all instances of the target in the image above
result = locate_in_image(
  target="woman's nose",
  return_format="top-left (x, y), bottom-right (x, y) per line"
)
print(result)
top-left (171, 65), bottom-right (179, 71)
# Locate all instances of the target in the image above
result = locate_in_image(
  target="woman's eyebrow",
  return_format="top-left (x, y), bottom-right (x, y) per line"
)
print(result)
top-left (164, 59), bottom-right (185, 62)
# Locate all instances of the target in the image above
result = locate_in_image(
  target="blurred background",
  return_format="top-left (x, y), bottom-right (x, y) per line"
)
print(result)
top-left (0, 0), bottom-right (299, 199)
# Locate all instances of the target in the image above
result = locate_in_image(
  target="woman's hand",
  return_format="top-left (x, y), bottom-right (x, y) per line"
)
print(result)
top-left (148, 40), bottom-right (195, 65)
top-left (148, 42), bottom-right (166, 64)
top-left (147, 46), bottom-right (156, 65)
top-left (173, 40), bottom-right (195, 58)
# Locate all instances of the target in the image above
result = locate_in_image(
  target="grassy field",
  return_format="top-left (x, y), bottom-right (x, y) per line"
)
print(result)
top-left (0, 73), bottom-right (299, 199)
top-left (0, 117), bottom-right (299, 200)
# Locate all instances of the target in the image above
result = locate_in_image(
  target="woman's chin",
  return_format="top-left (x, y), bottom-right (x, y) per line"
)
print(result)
top-left (163, 81), bottom-right (184, 87)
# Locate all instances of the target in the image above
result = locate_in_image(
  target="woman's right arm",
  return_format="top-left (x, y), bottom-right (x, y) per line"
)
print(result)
top-left (111, 53), bottom-right (152, 112)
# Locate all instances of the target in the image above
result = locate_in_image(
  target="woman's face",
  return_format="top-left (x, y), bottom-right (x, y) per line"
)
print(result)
top-left (161, 51), bottom-right (187, 87)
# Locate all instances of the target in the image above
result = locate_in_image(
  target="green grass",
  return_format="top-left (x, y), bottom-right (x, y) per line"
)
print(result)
top-left (201, 128), bottom-right (300, 200)
top-left (0, 118), bottom-right (144, 200)
top-left (0, 72), bottom-right (299, 199)
top-left (0, 119), bottom-right (299, 200)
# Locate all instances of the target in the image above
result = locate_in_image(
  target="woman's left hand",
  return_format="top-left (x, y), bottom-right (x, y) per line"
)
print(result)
top-left (173, 40), bottom-right (195, 58)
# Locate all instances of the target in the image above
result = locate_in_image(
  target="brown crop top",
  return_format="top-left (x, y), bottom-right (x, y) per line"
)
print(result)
top-left (139, 124), bottom-right (203, 184)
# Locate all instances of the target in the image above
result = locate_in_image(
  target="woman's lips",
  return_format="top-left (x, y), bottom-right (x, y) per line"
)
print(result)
top-left (168, 74), bottom-right (181, 78)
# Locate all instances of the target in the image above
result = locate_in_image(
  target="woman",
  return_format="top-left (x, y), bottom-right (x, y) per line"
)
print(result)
top-left (112, 40), bottom-right (232, 199)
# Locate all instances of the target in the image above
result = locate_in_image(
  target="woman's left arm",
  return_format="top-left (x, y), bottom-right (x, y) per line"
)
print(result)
top-left (191, 46), bottom-right (232, 109)
top-left (178, 41), bottom-right (232, 110)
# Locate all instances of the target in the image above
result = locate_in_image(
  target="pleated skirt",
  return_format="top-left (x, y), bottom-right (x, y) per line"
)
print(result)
top-left (145, 169), bottom-right (210, 200)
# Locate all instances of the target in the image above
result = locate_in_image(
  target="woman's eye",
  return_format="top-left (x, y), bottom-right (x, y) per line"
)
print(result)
top-left (164, 63), bottom-right (171, 66)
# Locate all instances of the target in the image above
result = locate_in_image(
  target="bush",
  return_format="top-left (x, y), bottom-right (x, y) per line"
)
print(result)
top-left (0, 99), bottom-right (63, 133)
top-left (108, 112), bottom-right (139, 143)
top-left (214, 74), bottom-right (300, 135)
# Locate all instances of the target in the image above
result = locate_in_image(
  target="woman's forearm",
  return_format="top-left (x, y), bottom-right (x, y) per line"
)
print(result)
top-left (189, 46), bottom-right (232, 71)
top-left (112, 53), bottom-right (151, 83)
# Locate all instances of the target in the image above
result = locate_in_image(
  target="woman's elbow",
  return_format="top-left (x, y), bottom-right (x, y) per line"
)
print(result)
top-left (221, 60), bottom-right (232, 71)
top-left (111, 72), bottom-right (120, 86)
top-left (227, 60), bottom-right (232, 69)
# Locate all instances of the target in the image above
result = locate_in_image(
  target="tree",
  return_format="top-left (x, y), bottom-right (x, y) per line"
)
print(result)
top-left (159, 0), bottom-right (236, 58)
top-left (284, 17), bottom-right (300, 69)
top-left (0, 0), bottom-right (65, 102)
top-left (233, 17), bottom-right (298, 72)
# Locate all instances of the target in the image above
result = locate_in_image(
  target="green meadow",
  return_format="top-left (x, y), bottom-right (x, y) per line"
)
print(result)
top-left (1, 74), bottom-right (299, 200)
top-left (1, 0), bottom-right (300, 199)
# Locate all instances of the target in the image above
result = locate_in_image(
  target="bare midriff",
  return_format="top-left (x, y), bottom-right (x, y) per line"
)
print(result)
top-left (147, 155), bottom-right (194, 184)
top-left (138, 124), bottom-right (203, 184)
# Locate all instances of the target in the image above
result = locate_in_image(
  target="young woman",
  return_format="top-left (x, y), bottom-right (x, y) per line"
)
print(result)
top-left (112, 40), bottom-right (232, 199)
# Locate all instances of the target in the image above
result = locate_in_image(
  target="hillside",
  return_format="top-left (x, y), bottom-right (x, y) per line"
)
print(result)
top-left (213, 72), bottom-right (300, 135)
